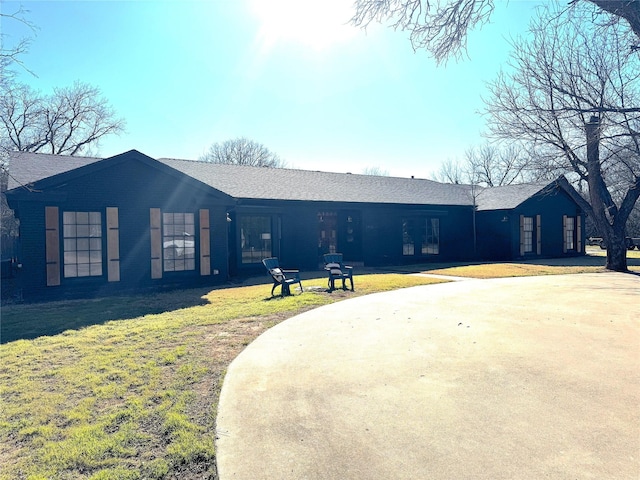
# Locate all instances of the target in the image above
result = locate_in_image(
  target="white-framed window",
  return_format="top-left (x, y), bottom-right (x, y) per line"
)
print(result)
top-left (564, 215), bottom-right (577, 252)
top-left (163, 212), bottom-right (195, 271)
top-left (565, 216), bottom-right (575, 250)
top-left (63, 211), bottom-right (103, 278)
top-left (522, 216), bottom-right (534, 253)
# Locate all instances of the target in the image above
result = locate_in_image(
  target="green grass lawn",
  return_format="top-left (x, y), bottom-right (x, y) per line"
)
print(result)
top-left (0, 274), bottom-right (444, 480)
top-left (1, 254), bottom-right (637, 480)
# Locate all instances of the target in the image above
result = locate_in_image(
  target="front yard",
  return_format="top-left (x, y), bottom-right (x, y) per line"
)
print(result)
top-left (1, 251), bottom-right (638, 479)
top-left (0, 274), bottom-right (443, 480)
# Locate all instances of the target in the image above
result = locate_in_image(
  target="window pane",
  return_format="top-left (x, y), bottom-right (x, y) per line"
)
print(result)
top-left (565, 217), bottom-right (575, 250)
top-left (402, 219), bottom-right (414, 256)
top-left (523, 217), bottom-right (533, 231)
top-left (62, 211), bottom-right (103, 277)
top-left (162, 212), bottom-right (196, 271)
top-left (63, 211), bottom-right (76, 224)
top-left (63, 225), bottom-right (77, 238)
top-left (65, 265), bottom-right (78, 278)
top-left (76, 212), bottom-right (89, 224)
top-left (422, 218), bottom-right (440, 255)
top-left (77, 251), bottom-right (90, 264)
top-left (240, 215), bottom-right (272, 264)
top-left (77, 224), bottom-right (90, 237)
top-left (523, 216), bottom-right (534, 253)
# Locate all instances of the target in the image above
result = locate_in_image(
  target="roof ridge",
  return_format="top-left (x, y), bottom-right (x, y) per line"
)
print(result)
top-left (159, 157), bottom-right (438, 182)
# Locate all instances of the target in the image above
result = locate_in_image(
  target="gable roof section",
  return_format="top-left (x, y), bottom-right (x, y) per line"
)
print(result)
top-left (6, 150), bottom-right (234, 202)
top-left (475, 182), bottom-right (550, 211)
top-left (474, 178), bottom-right (586, 211)
top-left (158, 158), bottom-right (472, 206)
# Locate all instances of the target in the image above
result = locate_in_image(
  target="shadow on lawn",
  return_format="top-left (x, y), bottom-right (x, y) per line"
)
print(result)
top-left (0, 286), bottom-right (217, 344)
top-left (3, 252), bottom-right (637, 344)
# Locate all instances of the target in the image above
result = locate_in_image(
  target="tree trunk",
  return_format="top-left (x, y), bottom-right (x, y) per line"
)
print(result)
top-left (606, 231), bottom-right (629, 271)
top-left (585, 116), bottom-right (630, 272)
top-left (587, 0), bottom-right (640, 39)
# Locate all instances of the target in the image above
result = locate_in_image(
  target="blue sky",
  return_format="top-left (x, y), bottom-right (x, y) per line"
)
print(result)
top-left (3, 0), bottom-right (539, 178)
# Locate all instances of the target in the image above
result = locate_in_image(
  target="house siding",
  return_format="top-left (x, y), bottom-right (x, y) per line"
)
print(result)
top-left (229, 201), bottom-right (475, 275)
top-left (7, 158), bottom-right (232, 300)
top-left (4, 151), bottom-right (587, 302)
top-left (477, 187), bottom-right (585, 260)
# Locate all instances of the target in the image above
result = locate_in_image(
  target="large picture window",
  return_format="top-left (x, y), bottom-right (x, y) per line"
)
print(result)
top-left (63, 211), bottom-right (103, 278)
top-left (163, 212), bottom-right (195, 271)
top-left (240, 215), bottom-right (272, 264)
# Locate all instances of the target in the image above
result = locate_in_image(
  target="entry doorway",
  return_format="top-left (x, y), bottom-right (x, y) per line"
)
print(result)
top-left (317, 210), bottom-right (362, 263)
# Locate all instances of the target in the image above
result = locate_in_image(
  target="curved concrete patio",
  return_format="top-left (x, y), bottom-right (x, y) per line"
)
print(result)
top-left (216, 273), bottom-right (639, 479)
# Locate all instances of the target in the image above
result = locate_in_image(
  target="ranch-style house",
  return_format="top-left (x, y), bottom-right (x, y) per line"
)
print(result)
top-left (3, 150), bottom-right (586, 300)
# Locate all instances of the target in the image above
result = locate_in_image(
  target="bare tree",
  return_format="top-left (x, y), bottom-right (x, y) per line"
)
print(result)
top-left (350, 0), bottom-right (640, 63)
top-left (484, 4), bottom-right (640, 271)
top-left (433, 143), bottom-right (535, 186)
top-left (1, 81), bottom-right (125, 156)
top-left (0, 5), bottom-right (37, 83)
top-left (362, 166), bottom-right (390, 176)
top-left (465, 144), bottom-right (536, 187)
top-left (1, 80), bottom-right (124, 260)
top-left (432, 157), bottom-right (465, 184)
top-left (199, 137), bottom-right (285, 168)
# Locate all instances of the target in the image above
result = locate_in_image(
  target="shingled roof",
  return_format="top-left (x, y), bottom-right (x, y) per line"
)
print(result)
top-left (158, 157), bottom-right (472, 206)
top-left (5, 151), bottom-right (102, 190)
top-left (6, 150), bottom-right (570, 211)
top-left (474, 181), bottom-right (556, 211)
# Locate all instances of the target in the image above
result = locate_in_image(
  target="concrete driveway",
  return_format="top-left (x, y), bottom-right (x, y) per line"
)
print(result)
top-left (216, 273), bottom-right (639, 479)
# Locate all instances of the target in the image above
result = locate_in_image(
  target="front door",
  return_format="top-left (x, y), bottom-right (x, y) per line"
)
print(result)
top-left (317, 210), bottom-right (362, 263)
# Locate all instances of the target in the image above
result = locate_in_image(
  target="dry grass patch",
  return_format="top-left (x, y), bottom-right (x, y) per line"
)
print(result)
top-left (426, 263), bottom-right (605, 278)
